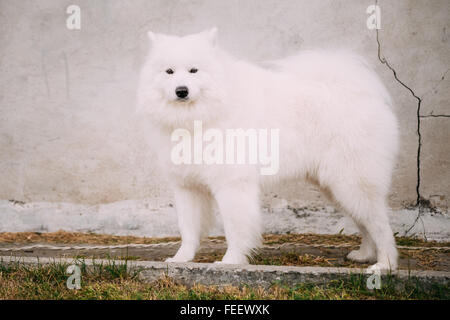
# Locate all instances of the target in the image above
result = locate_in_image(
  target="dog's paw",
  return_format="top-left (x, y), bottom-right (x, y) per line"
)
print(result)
top-left (347, 249), bottom-right (376, 263)
top-left (165, 256), bottom-right (190, 263)
top-left (214, 259), bottom-right (248, 265)
top-left (217, 251), bottom-right (249, 265)
top-left (164, 257), bottom-right (178, 263)
top-left (366, 262), bottom-right (396, 274)
top-left (165, 246), bottom-right (196, 263)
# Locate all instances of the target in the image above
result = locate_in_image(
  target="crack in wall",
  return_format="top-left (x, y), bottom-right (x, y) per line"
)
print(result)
top-left (420, 114), bottom-right (450, 118)
top-left (376, 18), bottom-right (449, 237)
top-left (375, 29), bottom-right (423, 207)
top-left (375, 27), bottom-right (427, 237)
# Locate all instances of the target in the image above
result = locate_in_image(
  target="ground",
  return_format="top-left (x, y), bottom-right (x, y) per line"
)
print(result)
top-left (0, 232), bottom-right (449, 300)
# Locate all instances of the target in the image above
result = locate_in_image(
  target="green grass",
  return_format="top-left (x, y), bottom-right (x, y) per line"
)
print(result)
top-left (0, 260), bottom-right (447, 300)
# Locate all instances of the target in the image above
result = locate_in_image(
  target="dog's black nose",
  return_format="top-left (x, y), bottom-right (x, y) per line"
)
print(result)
top-left (175, 86), bottom-right (189, 99)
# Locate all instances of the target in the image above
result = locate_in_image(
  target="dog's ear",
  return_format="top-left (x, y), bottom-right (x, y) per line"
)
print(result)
top-left (207, 27), bottom-right (218, 46)
top-left (200, 27), bottom-right (218, 46)
top-left (147, 31), bottom-right (157, 42)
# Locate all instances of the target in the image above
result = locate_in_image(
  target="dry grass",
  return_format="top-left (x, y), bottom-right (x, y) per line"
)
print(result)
top-left (1, 231), bottom-right (447, 247)
top-left (251, 252), bottom-right (345, 267)
top-left (0, 231), bottom-right (181, 245)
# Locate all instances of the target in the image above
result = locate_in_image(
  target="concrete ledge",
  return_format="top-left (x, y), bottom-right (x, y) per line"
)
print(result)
top-left (1, 256), bottom-right (448, 292)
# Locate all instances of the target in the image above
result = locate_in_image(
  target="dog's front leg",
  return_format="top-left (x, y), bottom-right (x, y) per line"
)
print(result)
top-left (214, 181), bottom-right (262, 264)
top-left (166, 186), bottom-right (213, 262)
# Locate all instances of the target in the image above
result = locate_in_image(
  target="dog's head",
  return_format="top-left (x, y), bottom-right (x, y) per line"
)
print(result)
top-left (137, 28), bottom-right (227, 128)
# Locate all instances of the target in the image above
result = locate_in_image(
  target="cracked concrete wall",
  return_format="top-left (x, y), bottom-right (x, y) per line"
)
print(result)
top-left (0, 0), bottom-right (449, 211)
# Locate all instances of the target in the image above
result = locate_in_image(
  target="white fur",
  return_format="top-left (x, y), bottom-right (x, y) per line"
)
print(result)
top-left (137, 29), bottom-right (399, 271)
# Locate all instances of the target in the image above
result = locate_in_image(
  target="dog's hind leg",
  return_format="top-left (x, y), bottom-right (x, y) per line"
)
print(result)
top-left (166, 186), bottom-right (214, 262)
top-left (214, 181), bottom-right (262, 264)
top-left (347, 222), bottom-right (377, 263)
top-left (329, 178), bottom-right (398, 271)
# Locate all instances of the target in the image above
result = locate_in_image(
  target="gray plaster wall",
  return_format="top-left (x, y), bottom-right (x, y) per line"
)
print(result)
top-left (0, 0), bottom-right (449, 212)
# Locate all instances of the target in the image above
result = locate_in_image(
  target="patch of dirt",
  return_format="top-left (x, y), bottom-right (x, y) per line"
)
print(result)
top-left (1, 231), bottom-right (449, 271)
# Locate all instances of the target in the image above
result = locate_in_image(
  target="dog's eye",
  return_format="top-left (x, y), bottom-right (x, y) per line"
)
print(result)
top-left (189, 68), bottom-right (198, 74)
top-left (166, 68), bottom-right (174, 74)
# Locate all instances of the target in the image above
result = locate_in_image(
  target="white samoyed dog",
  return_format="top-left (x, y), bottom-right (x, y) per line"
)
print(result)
top-left (136, 28), bottom-right (399, 271)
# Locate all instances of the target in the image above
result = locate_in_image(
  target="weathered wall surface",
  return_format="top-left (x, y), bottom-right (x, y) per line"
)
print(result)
top-left (0, 0), bottom-right (449, 211)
